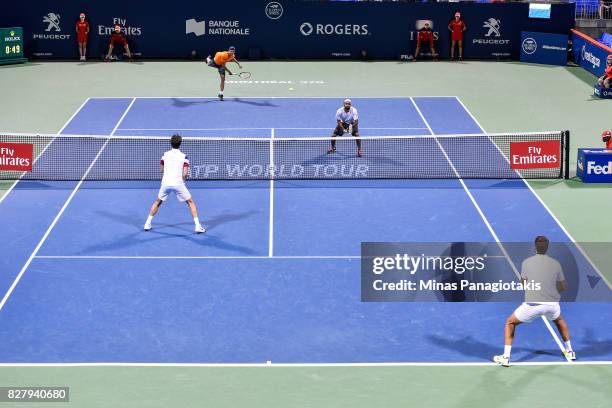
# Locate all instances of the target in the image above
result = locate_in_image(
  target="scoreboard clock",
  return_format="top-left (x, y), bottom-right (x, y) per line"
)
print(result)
top-left (0, 27), bottom-right (27, 65)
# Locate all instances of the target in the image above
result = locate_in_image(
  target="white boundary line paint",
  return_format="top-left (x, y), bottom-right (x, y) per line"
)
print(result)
top-left (410, 97), bottom-right (572, 363)
top-left (0, 98), bottom-right (137, 314)
top-left (0, 361), bottom-right (608, 367)
top-left (33, 255), bottom-right (365, 260)
top-left (454, 96), bottom-right (612, 290)
top-left (269, 128), bottom-right (274, 258)
top-left (447, 97), bottom-right (573, 361)
top-left (90, 96), bottom-right (461, 100)
top-left (117, 127), bottom-right (430, 131)
top-left (0, 98), bottom-right (92, 205)
top-left (409, 98), bottom-right (518, 271)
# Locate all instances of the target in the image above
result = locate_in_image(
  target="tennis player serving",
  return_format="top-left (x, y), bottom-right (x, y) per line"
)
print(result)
top-left (144, 134), bottom-right (205, 233)
top-left (327, 99), bottom-right (362, 157)
top-left (206, 46), bottom-right (242, 101)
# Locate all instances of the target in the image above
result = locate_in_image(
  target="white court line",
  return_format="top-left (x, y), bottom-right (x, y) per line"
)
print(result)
top-left (0, 361), bottom-right (608, 368)
top-left (0, 98), bottom-right (92, 205)
top-left (34, 255), bottom-right (363, 260)
top-left (409, 98), bottom-right (517, 271)
top-left (269, 128), bottom-right (275, 257)
top-left (410, 96), bottom-right (572, 363)
top-left (0, 98), bottom-right (137, 314)
top-left (454, 97), bottom-right (612, 290)
top-left (449, 97), bottom-right (575, 361)
top-left (117, 127), bottom-right (430, 131)
top-left (33, 255), bottom-right (507, 260)
top-left (91, 96), bottom-right (461, 100)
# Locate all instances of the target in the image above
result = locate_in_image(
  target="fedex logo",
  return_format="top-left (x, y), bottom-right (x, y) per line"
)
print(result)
top-left (586, 161), bottom-right (612, 175)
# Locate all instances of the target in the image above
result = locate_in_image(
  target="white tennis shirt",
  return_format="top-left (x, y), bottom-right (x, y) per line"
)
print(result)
top-left (520, 254), bottom-right (565, 304)
top-left (336, 107), bottom-right (358, 124)
top-left (161, 149), bottom-right (189, 186)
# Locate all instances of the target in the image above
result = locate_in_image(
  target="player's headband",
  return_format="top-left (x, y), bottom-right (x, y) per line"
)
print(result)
top-left (229, 46), bottom-right (236, 52)
top-left (603, 130), bottom-right (612, 137)
top-left (607, 55), bottom-right (612, 63)
top-left (343, 99), bottom-right (352, 104)
top-left (80, 13), bottom-right (85, 18)
top-left (455, 12), bottom-right (461, 18)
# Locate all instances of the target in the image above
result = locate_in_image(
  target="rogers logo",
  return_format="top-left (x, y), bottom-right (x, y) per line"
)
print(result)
top-left (300, 22), bottom-right (369, 36)
top-left (300, 22), bottom-right (313, 36)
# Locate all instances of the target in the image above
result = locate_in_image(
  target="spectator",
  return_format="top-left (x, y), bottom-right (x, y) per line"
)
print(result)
top-left (104, 24), bottom-right (133, 62)
top-left (597, 55), bottom-right (612, 89)
top-left (602, 130), bottom-right (612, 149)
top-left (75, 13), bottom-right (89, 62)
top-left (601, 0), bottom-right (612, 19)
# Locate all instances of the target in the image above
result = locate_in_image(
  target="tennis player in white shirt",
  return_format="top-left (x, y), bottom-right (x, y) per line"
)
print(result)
top-left (327, 98), bottom-right (362, 157)
top-left (144, 134), bottom-right (205, 233)
top-left (493, 236), bottom-right (575, 367)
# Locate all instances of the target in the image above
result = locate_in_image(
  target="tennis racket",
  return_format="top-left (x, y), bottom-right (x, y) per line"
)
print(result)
top-left (232, 71), bottom-right (251, 79)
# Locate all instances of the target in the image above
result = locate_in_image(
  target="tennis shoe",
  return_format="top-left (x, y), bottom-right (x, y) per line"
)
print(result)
top-left (327, 147), bottom-right (336, 154)
top-left (357, 149), bottom-right (363, 157)
top-left (144, 223), bottom-right (152, 231)
top-left (206, 55), bottom-right (211, 65)
top-left (195, 224), bottom-right (206, 234)
top-left (563, 350), bottom-right (576, 360)
top-left (493, 355), bottom-right (510, 367)
top-left (218, 93), bottom-right (224, 101)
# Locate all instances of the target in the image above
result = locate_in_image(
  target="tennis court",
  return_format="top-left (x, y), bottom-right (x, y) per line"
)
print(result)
top-left (1, 96), bottom-right (610, 369)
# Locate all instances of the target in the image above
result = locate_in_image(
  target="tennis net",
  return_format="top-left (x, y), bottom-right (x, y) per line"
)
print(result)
top-left (0, 131), bottom-right (570, 180)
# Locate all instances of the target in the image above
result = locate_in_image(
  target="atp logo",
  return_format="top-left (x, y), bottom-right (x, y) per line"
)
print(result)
top-left (43, 13), bottom-right (61, 32)
top-left (483, 18), bottom-right (501, 37)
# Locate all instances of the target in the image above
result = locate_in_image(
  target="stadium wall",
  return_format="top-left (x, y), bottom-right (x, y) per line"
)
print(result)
top-left (0, 1), bottom-right (575, 60)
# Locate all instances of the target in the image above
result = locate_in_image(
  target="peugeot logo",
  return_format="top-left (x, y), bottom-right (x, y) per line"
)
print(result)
top-left (300, 22), bottom-right (313, 36)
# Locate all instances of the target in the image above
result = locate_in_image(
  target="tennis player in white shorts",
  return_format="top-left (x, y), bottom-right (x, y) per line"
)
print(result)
top-left (144, 134), bottom-right (205, 233)
top-left (493, 236), bottom-right (574, 366)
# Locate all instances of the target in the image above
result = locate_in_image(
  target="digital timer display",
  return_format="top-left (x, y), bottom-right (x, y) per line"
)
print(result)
top-left (1, 27), bottom-right (24, 60)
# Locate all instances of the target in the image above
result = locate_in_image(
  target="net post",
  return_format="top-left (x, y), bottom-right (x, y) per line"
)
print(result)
top-left (563, 130), bottom-right (570, 179)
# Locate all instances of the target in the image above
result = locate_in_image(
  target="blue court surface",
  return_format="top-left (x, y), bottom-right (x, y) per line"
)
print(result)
top-left (0, 97), bottom-right (610, 364)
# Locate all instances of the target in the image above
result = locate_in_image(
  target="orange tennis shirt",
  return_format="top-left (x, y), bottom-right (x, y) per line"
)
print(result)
top-left (214, 51), bottom-right (235, 65)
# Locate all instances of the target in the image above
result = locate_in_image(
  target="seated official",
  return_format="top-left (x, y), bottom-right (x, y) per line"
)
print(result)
top-left (597, 55), bottom-right (612, 89)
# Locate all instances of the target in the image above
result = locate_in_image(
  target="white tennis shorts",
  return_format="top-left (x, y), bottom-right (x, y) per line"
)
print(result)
top-left (514, 302), bottom-right (561, 323)
top-left (158, 184), bottom-right (192, 202)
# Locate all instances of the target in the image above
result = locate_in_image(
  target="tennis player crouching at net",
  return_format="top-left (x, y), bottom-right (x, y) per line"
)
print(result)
top-left (327, 99), bottom-right (363, 157)
top-left (144, 134), bottom-right (205, 233)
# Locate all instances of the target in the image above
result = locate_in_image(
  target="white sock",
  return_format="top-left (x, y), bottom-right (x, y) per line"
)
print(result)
top-left (564, 340), bottom-right (572, 351)
top-left (146, 215), bottom-right (153, 224)
top-left (219, 91), bottom-right (223, 95)
top-left (194, 217), bottom-right (200, 226)
top-left (503, 345), bottom-right (512, 359)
